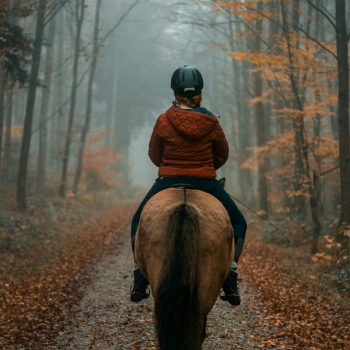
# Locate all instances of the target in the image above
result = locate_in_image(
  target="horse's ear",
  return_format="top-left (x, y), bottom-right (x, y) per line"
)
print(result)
top-left (218, 177), bottom-right (226, 188)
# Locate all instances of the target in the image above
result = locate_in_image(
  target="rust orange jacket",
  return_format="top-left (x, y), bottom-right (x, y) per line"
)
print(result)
top-left (148, 105), bottom-right (229, 178)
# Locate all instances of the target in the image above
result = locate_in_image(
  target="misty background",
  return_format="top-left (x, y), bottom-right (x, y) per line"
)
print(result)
top-left (1, 0), bottom-right (348, 258)
top-left (93, 0), bottom-right (230, 187)
top-left (1, 2), bottom-right (350, 347)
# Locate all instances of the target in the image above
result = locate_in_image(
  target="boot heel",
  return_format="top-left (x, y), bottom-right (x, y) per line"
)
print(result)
top-left (220, 269), bottom-right (241, 306)
top-left (130, 268), bottom-right (150, 302)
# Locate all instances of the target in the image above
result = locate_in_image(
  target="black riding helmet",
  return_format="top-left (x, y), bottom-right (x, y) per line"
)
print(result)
top-left (171, 65), bottom-right (204, 98)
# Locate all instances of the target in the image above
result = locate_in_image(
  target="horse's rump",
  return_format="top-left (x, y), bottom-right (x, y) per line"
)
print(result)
top-left (135, 188), bottom-right (233, 350)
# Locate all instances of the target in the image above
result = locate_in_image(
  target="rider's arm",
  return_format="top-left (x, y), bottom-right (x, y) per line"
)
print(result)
top-left (148, 118), bottom-right (163, 167)
top-left (212, 122), bottom-right (229, 169)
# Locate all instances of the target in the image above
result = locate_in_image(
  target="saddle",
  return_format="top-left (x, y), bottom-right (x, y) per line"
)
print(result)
top-left (169, 183), bottom-right (195, 189)
top-left (169, 177), bottom-right (225, 189)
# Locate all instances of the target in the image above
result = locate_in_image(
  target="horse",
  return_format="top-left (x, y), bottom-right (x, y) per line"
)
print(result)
top-left (134, 187), bottom-right (234, 350)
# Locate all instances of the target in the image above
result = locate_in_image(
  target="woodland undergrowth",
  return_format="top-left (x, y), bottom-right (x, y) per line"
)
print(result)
top-left (242, 222), bottom-right (350, 350)
top-left (0, 203), bottom-right (349, 349)
top-left (0, 192), bottom-right (133, 349)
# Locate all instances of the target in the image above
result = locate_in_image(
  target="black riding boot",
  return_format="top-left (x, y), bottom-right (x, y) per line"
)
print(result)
top-left (220, 269), bottom-right (240, 306)
top-left (130, 268), bottom-right (150, 302)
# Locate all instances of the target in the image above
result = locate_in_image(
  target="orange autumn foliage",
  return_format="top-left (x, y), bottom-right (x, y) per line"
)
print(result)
top-left (215, 0), bottom-right (339, 213)
top-left (1, 124), bottom-right (23, 140)
top-left (83, 129), bottom-right (122, 189)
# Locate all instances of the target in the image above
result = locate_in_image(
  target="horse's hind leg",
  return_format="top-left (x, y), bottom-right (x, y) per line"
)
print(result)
top-left (201, 315), bottom-right (207, 341)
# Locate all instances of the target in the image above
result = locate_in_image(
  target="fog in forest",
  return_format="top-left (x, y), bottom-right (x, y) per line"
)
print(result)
top-left (1, 1), bottom-right (350, 348)
top-left (88, 0), bottom-right (229, 187)
top-left (1, 0), bottom-right (350, 273)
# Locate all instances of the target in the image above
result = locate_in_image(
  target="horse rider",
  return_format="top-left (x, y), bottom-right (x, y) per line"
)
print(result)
top-left (130, 65), bottom-right (247, 306)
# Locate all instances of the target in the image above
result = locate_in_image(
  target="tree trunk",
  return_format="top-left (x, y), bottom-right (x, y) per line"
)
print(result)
top-left (4, 89), bottom-right (13, 181)
top-left (328, 80), bottom-right (338, 140)
top-left (281, 0), bottom-right (309, 217)
top-left (309, 1), bottom-right (324, 252)
top-left (0, 67), bottom-right (6, 167)
top-left (110, 63), bottom-right (118, 148)
top-left (335, 0), bottom-right (350, 226)
top-left (310, 77), bottom-right (322, 254)
top-left (59, 0), bottom-right (85, 198)
top-left (16, 0), bottom-right (46, 209)
top-left (230, 19), bottom-right (253, 201)
top-left (3, 0), bottom-right (21, 181)
top-left (227, 15), bottom-right (246, 198)
top-left (13, 85), bottom-right (25, 125)
top-left (310, 170), bottom-right (321, 254)
top-left (254, 2), bottom-right (268, 216)
top-left (52, 9), bottom-right (65, 174)
top-left (37, 16), bottom-right (56, 190)
top-left (73, 0), bottom-right (101, 195)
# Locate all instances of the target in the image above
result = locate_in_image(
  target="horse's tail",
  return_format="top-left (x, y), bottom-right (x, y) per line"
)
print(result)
top-left (155, 203), bottom-right (202, 350)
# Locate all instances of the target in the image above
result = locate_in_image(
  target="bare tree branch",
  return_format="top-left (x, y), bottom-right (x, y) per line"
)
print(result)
top-left (306, 0), bottom-right (337, 30)
top-left (44, 0), bottom-right (71, 26)
top-left (298, 25), bottom-right (337, 59)
top-left (320, 165), bottom-right (339, 177)
top-left (100, 0), bottom-right (141, 44)
top-left (31, 59), bottom-right (91, 136)
top-left (244, 5), bottom-right (283, 30)
top-left (32, 0), bottom-right (142, 134)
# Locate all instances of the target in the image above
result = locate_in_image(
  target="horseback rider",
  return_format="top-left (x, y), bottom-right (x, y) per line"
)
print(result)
top-left (130, 65), bottom-right (247, 306)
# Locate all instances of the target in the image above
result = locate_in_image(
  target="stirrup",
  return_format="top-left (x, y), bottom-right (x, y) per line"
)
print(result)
top-left (130, 281), bottom-right (150, 302)
top-left (130, 288), bottom-right (150, 302)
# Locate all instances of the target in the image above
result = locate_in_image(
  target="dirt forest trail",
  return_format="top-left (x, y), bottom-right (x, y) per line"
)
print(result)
top-left (52, 209), bottom-right (350, 350)
top-left (54, 229), bottom-right (267, 350)
top-left (1, 205), bottom-right (349, 349)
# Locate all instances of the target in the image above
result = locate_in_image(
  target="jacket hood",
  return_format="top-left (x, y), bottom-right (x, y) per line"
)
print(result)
top-left (165, 106), bottom-right (218, 141)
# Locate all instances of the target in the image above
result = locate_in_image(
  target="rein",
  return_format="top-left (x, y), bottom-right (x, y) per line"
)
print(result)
top-left (227, 192), bottom-right (288, 237)
top-left (171, 182), bottom-right (287, 237)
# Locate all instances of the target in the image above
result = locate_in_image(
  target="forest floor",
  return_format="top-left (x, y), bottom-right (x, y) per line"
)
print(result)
top-left (0, 204), bottom-right (349, 350)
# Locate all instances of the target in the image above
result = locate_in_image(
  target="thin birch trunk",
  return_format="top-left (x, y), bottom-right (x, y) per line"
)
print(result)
top-left (52, 9), bottom-right (65, 174)
top-left (37, 16), bottom-right (56, 190)
top-left (4, 89), bottom-right (13, 181)
top-left (254, 2), bottom-right (268, 216)
top-left (73, 0), bottom-right (101, 195)
top-left (281, 0), bottom-right (309, 217)
top-left (58, 0), bottom-right (85, 198)
top-left (0, 67), bottom-right (6, 167)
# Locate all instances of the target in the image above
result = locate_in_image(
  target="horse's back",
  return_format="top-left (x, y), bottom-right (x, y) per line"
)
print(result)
top-left (138, 187), bottom-right (231, 239)
top-left (135, 188), bottom-right (234, 312)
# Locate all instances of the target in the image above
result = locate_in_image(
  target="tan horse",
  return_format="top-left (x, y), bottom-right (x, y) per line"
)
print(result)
top-left (135, 188), bottom-right (234, 350)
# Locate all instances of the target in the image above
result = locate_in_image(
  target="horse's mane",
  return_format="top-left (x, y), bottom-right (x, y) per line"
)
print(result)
top-left (154, 202), bottom-right (203, 350)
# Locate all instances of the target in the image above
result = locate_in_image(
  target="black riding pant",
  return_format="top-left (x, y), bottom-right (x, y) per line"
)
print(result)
top-left (131, 177), bottom-right (247, 257)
